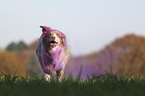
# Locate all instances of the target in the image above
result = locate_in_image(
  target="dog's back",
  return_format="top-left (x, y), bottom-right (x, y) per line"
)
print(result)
top-left (36, 35), bottom-right (43, 69)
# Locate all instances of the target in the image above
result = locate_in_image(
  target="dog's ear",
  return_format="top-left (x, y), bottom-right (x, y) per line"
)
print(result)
top-left (60, 32), bottom-right (67, 46)
top-left (40, 26), bottom-right (51, 33)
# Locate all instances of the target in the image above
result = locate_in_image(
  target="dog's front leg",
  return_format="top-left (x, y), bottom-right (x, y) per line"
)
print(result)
top-left (56, 70), bottom-right (64, 81)
top-left (43, 74), bottom-right (51, 81)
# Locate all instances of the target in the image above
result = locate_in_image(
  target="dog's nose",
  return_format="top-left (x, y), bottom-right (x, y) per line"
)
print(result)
top-left (51, 36), bottom-right (55, 40)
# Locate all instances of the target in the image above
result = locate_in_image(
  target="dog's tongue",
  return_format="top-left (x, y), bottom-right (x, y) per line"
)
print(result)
top-left (50, 43), bottom-right (57, 46)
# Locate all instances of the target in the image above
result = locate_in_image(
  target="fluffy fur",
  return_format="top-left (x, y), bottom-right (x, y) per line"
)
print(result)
top-left (36, 26), bottom-right (70, 81)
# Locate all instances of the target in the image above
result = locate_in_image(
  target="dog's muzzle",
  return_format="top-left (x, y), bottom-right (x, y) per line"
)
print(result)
top-left (49, 41), bottom-right (58, 46)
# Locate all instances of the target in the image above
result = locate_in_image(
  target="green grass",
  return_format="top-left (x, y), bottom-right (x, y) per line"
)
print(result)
top-left (0, 73), bottom-right (145, 96)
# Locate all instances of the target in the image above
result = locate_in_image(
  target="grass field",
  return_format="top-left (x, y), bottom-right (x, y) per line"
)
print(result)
top-left (0, 73), bottom-right (145, 96)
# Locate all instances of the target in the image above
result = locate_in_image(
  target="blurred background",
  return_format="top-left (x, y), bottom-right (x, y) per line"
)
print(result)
top-left (0, 0), bottom-right (145, 78)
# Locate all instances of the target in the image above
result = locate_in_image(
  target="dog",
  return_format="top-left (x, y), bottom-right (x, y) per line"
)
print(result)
top-left (36, 26), bottom-right (70, 81)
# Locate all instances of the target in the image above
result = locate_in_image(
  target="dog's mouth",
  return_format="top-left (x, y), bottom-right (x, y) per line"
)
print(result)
top-left (49, 41), bottom-right (58, 46)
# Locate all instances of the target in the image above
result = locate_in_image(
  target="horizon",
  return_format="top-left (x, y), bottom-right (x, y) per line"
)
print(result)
top-left (0, 0), bottom-right (145, 56)
top-left (2, 33), bottom-right (144, 56)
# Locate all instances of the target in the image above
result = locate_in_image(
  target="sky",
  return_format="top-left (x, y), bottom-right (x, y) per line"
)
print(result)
top-left (0, 0), bottom-right (145, 56)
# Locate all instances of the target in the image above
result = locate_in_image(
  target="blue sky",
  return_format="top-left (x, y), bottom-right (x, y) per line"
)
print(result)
top-left (0, 0), bottom-right (145, 56)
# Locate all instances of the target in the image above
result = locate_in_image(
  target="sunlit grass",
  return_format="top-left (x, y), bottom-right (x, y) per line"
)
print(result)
top-left (0, 73), bottom-right (145, 96)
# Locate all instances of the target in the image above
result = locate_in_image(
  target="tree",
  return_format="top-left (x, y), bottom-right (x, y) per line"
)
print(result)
top-left (6, 41), bottom-right (28, 51)
top-left (15, 41), bottom-right (28, 51)
top-left (6, 42), bottom-right (16, 51)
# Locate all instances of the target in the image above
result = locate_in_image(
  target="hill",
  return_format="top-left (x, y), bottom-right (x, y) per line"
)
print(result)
top-left (65, 34), bottom-right (145, 78)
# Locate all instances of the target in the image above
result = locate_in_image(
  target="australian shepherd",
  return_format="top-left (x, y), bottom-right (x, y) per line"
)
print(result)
top-left (36, 26), bottom-right (70, 81)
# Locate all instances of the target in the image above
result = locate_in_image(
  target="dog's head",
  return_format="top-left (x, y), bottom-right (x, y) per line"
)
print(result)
top-left (40, 26), bottom-right (66, 51)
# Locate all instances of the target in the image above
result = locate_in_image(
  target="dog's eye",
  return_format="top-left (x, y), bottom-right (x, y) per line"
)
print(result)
top-left (56, 33), bottom-right (60, 37)
top-left (48, 33), bottom-right (51, 37)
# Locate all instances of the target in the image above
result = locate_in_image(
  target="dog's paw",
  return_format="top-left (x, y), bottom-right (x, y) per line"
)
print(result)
top-left (44, 74), bottom-right (51, 81)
